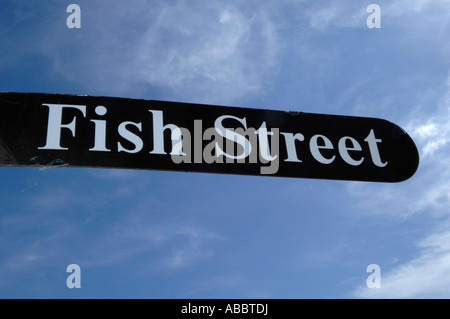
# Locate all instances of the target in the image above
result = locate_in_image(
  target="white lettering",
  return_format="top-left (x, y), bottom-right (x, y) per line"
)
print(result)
top-left (309, 134), bottom-right (335, 164)
top-left (255, 122), bottom-right (277, 162)
top-left (89, 106), bottom-right (110, 152)
top-left (338, 136), bottom-right (364, 166)
top-left (364, 129), bottom-right (387, 167)
top-left (149, 110), bottom-right (183, 155)
top-left (214, 115), bottom-right (251, 160)
top-left (118, 121), bottom-right (143, 153)
top-left (281, 132), bottom-right (304, 162)
top-left (39, 104), bottom-right (86, 150)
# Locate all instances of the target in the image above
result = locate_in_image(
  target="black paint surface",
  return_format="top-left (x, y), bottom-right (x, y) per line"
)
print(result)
top-left (0, 93), bottom-right (419, 183)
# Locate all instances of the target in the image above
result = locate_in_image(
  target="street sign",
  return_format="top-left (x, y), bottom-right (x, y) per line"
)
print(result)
top-left (0, 92), bottom-right (419, 182)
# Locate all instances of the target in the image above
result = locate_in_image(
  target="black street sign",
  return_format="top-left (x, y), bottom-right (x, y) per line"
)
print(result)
top-left (0, 92), bottom-right (419, 182)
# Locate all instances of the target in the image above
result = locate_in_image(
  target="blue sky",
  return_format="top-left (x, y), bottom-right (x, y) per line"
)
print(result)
top-left (0, 0), bottom-right (449, 298)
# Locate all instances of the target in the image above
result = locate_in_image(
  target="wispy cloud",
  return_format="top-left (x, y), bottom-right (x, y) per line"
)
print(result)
top-left (304, 0), bottom-right (450, 31)
top-left (79, 213), bottom-right (226, 271)
top-left (346, 70), bottom-right (450, 217)
top-left (40, 1), bottom-right (280, 104)
top-left (306, 1), bottom-right (364, 30)
top-left (0, 184), bottom-right (225, 288)
top-left (134, 2), bottom-right (279, 103)
top-left (349, 73), bottom-right (450, 297)
top-left (407, 98), bottom-right (450, 160)
top-left (85, 168), bottom-right (141, 180)
top-left (353, 221), bottom-right (450, 298)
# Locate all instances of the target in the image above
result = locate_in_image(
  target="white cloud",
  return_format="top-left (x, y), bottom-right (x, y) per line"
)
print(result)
top-left (353, 224), bottom-right (450, 298)
top-left (384, 0), bottom-right (450, 16)
top-left (308, 3), bottom-right (343, 30)
top-left (3, 253), bottom-right (42, 270)
top-left (304, 0), bottom-right (450, 31)
top-left (306, 1), bottom-right (368, 30)
top-left (415, 123), bottom-right (437, 138)
top-left (31, 187), bottom-right (75, 212)
top-left (347, 71), bottom-right (450, 219)
top-left (408, 107), bottom-right (450, 158)
top-left (134, 3), bottom-right (279, 103)
top-left (80, 214), bottom-right (225, 270)
top-left (1, 197), bottom-right (225, 273)
top-left (350, 73), bottom-right (450, 298)
top-left (42, 1), bottom-right (279, 104)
